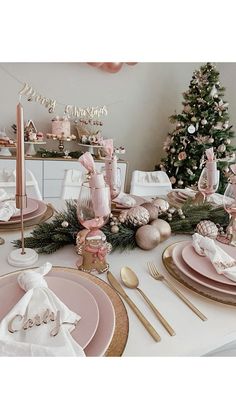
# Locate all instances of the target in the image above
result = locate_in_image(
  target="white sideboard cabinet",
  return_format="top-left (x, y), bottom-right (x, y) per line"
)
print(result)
top-left (0, 157), bottom-right (128, 207)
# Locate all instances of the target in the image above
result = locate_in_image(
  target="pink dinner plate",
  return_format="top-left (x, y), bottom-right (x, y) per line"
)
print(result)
top-left (0, 200), bottom-right (47, 225)
top-left (10, 198), bottom-right (39, 219)
top-left (113, 194), bottom-right (146, 209)
top-left (0, 276), bottom-right (99, 349)
top-left (182, 241), bottom-right (236, 286)
top-left (172, 241), bottom-right (236, 295)
top-left (52, 270), bottom-right (116, 356)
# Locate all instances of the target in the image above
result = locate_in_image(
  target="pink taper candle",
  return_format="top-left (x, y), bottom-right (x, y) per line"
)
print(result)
top-left (16, 103), bottom-right (27, 209)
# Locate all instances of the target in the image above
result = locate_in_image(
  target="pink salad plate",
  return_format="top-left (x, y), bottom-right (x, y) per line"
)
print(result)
top-left (177, 190), bottom-right (196, 199)
top-left (171, 191), bottom-right (187, 202)
top-left (10, 198), bottom-right (39, 219)
top-left (181, 241), bottom-right (236, 286)
top-left (113, 194), bottom-right (146, 209)
top-left (172, 241), bottom-right (236, 295)
top-left (0, 200), bottom-right (47, 225)
top-left (0, 269), bottom-right (116, 356)
top-left (0, 275), bottom-right (100, 350)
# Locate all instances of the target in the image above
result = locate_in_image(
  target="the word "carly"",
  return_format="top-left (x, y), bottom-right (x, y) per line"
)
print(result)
top-left (8, 309), bottom-right (61, 337)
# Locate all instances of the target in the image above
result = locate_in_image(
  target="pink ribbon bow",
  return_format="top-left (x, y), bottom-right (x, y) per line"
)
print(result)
top-left (85, 245), bottom-right (107, 261)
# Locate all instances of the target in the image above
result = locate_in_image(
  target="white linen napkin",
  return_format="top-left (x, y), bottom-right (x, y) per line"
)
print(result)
top-left (0, 262), bottom-right (85, 356)
top-left (192, 233), bottom-right (236, 282)
top-left (0, 188), bottom-right (19, 221)
top-left (113, 192), bottom-right (136, 207)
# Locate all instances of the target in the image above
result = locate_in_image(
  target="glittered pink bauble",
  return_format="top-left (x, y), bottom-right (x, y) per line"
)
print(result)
top-left (126, 206), bottom-right (150, 227)
top-left (170, 176), bottom-right (176, 184)
top-left (178, 151), bottom-right (187, 161)
top-left (140, 202), bottom-right (159, 222)
top-left (152, 198), bottom-right (169, 213)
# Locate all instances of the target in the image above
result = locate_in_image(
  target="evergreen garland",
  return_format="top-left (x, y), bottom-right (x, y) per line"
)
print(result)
top-left (13, 200), bottom-right (229, 254)
top-left (36, 148), bottom-right (83, 159)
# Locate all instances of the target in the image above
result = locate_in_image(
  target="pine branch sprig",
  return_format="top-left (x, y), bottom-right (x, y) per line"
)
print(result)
top-left (13, 200), bottom-right (229, 254)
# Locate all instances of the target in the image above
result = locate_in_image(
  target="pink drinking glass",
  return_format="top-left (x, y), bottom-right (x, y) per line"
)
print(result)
top-left (198, 167), bottom-right (220, 202)
top-left (223, 181), bottom-right (236, 246)
top-left (102, 166), bottom-right (122, 200)
top-left (77, 181), bottom-right (111, 230)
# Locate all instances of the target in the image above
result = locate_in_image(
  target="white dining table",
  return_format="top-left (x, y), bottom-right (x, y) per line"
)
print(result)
top-left (1, 227), bottom-right (236, 357)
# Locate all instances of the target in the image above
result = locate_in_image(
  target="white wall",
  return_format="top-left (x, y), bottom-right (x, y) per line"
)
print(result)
top-left (0, 63), bottom-right (235, 187)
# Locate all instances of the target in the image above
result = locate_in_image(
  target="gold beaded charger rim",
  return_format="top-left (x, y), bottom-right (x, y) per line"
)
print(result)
top-left (0, 204), bottom-right (54, 232)
top-left (162, 241), bottom-right (236, 306)
top-left (54, 268), bottom-right (129, 357)
top-left (0, 267), bottom-right (129, 357)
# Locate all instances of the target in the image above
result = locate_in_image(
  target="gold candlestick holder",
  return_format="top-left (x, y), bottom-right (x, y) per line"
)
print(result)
top-left (8, 102), bottom-right (39, 267)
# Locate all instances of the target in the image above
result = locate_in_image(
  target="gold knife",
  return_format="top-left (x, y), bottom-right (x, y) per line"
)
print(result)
top-left (107, 271), bottom-right (161, 342)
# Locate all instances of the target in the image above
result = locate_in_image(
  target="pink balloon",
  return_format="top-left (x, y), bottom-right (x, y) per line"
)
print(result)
top-left (88, 62), bottom-right (104, 68)
top-left (101, 62), bottom-right (123, 73)
top-left (87, 62), bottom-right (137, 73)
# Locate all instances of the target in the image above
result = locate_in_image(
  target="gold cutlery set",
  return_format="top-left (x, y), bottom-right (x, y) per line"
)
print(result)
top-left (107, 262), bottom-right (207, 342)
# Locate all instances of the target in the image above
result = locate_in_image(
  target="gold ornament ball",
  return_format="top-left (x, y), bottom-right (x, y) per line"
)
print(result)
top-left (150, 219), bottom-right (171, 242)
top-left (135, 225), bottom-right (161, 250)
top-left (152, 198), bottom-right (169, 213)
top-left (140, 202), bottom-right (159, 222)
top-left (126, 206), bottom-right (150, 227)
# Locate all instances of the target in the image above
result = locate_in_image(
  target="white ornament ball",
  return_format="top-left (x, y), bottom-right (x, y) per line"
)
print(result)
top-left (170, 147), bottom-right (176, 153)
top-left (61, 221), bottom-right (69, 228)
top-left (208, 137), bottom-right (214, 144)
top-left (152, 198), bottom-right (169, 213)
top-left (178, 180), bottom-right (184, 186)
top-left (201, 119), bottom-right (207, 125)
top-left (218, 144), bottom-right (226, 153)
top-left (135, 225), bottom-right (161, 250)
top-left (191, 117), bottom-right (197, 122)
top-left (118, 210), bottom-right (128, 223)
top-left (150, 219), bottom-right (172, 242)
top-left (111, 225), bottom-right (119, 233)
top-left (225, 139), bottom-right (231, 145)
top-left (187, 125), bottom-right (196, 134)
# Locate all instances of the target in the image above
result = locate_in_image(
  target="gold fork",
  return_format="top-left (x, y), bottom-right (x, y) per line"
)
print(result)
top-left (147, 262), bottom-right (207, 321)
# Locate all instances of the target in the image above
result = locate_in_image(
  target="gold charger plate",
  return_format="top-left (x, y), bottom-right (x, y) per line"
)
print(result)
top-left (0, 267), bottom-right (129, 356)
top-left (162, 241), bottom-right (236, 306)
top-left (0, 204), bottom-right (54, 232)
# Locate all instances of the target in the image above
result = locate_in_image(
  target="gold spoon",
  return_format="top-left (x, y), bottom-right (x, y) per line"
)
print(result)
top-left (120, 266), bottom-right (176, 336)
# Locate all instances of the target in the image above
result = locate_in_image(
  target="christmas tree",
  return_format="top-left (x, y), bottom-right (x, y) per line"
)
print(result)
top-left (157, 62), bottom-right (236, 194)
